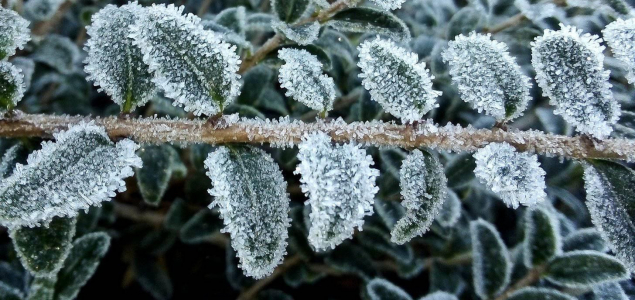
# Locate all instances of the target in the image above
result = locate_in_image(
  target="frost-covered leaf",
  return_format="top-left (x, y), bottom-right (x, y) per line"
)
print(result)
top-left (130, 4), bottom-right (242, 116)
top-left (545, 250), bottom-right (629, 288)
top-left (473, 142), bottom-right (546, 209)
top-left (0, 7), bottom-right (30, 60)
top-left (295, 132), bottom-right (379, 251)
top-left (26, 276), bottom-right (55, 300)
top-left (392, 149), bottom-right (447, 244)
top-left (369, 0), bottom-right (406, 11)
top-left (523, 206), bottom-right (561, 267)
top-left (163, 199), bottom-right (190, 231)
top-left (374, 198), bottom-right (405, 230)
top-left (54, 232), bottom-right (111, 300)
top-left (136, 145), bottom-right (175, 206)
top-left (594, 282), bottom-right (629, 300)
top-left (603, 18), bottom-right (635, 85)
top-left (10, 58), bottom-right (34, 91)
top-left (246, 13), bottom-right (275, 32)
top-left (358, 226), bottom-right (413, 263)
top-left (507, 287), bottom-right (576, 300)
top-left (366, 278), bottom-right (412, 300)
top-left (583, 160), bottom-right (635, 272)
top-left (471, 219), bottom-right (511, 299)
top-left (514, 0), bottom-right (561, 22)
top-left (0, 122), bottom-right (142, 228)
top-left (84, 3), bottom-right (155, 113)
top-left (272, 0), bottom-right (310, 23)
top-left (442, 33), bottom-right (531, 121)
top-left (201, 20), bottom-right (253, 52)
top-left (562, 228), bottom-right (608, 252)
top-left (326, 8), bottom-right (411, 42)
top-left (436, 190), bottom-right (461, 228)
top-left (205, 146), bottom-right (290, 279)
top-left (0, 283), bottom-right (22, 300)
top-left (430, 261), bottom-right (465, 294)
top-left (358, 37), bottom-right (441, 123)
top-left (278, 48), bottom-right (336, 113)
top-left (447, 7), bottom-right (483, 39)
top-left (10, 216), bottom-right (76, 277)
top-left (214, 6), bottom-right (246, 36)
top-left (23, 0), bottom-right (63, 21)
top-left (419, 291), bottom-right (458, 300)
top-left (531, 24), bottom-right (619, 139)
top-left (0, 61), bottom-right (24, 113)
top-left (272, 21), bottom-right (320, 46)
top-left (265, 45), bottom-right (331, 70)
top-left (324, 242), bottom-right (378, 280)
top-left (31, 35), bottom-right (80, 75)
top-left (133, 254), bottom-right (173, 300)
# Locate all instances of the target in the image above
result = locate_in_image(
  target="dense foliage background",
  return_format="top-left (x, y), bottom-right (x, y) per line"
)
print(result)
top-left (1, 0), bottom-right (635, 299)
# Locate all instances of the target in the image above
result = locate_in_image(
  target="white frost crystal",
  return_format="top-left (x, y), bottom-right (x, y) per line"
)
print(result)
top-left (278, 48), bottom-right (336, 113)
top-left (369, 0), bottom-right (406, 11)
top-left (473, 143), bottom-right (546, 209)
top-left (205, 146), bottom-right (290, 279)
top-left (443, 33), bottom-right (531, 122)
top-left (603, 18), bottom-right (635, 85)
top-left (84, 3), bottom-right (155, 112)
top-left (531, 24), bottom-right (619, 139)
top-left (358, 37), bottom-right (441, 123)
top-left (130, 4), bottom-right (242, 116)
top-left (392, 149), bottom-right (448, 244)
top-left (295, 132), bottom-right (379, 251)
top-left (0, 61), bottom-right (25, 112)
top-left (0, 122), bottom-right (142, 228)
top-left (0, 7), bottom-right (30, 60)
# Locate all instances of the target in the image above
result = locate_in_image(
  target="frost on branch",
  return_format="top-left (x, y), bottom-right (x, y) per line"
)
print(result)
top-left (0, 61), bottom-right (25, 113)
top-left (130, 4), bottom-right (242, 116)
top-left (358, 37), bottom-right (441, 124)
top-left (278, 48), bottom-right (336, 113)
top-left (84, 3), bottom-right (155, 113)
top-left (583, 160), bottom-right (635, 273)
top-left (603, 18), bottom-right (635, 85)
top-left (531, 25), bottom-right (619, 139)
top-left (442, 33), bottom-right (531, 122)
top-left (0, 122), bottom-right (142, 228)
top-left (295, 132), bottom-right (379, 251)
top-left (391, 149), bottom-right (448, 244)
top-left (473, 142), bottom-right (546, 209)
top-left (0, 7), bottom-right (30, 60)
top-left (205, 146), bottom-right (290, 279)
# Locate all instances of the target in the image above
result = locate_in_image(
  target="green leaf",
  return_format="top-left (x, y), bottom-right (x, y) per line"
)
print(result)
top-left (272, 0), bottom-right (310, 23)
top-left (365, 278), bottom-right (412, 300)
top-left (0, 144), bottom-right (27, 179)
top-left (10, 217), bottom-right (77, 277)
top-left (179, 209), bottom-right (223, 244)
top-left (54, 232), bottom-right (111, 300)
top-left (136, 145), bottom-right (175, 206)
top-left (84, 3), bottom-right (155, 113)
top-left (326, 8), bottom-right (410, 42)
top-left (392, 150), bottom-right (448, 244)
top-left (583, 160), bottom-right (635, 272)
top-left (31, 35), bottom-right (80, 75)
top-left (0, 123), bottom-right (141, 228)
top-left (436, 190), bottom-right (461, 228)
top-left (562, 228), bottom-right (608, 252)
top-left (0, 7), bottom-right (30, 60)
top-left (324, 242), bottom-right (378, 281)
top-left (374, 199), bottom-right (405, 230)
top-left (26, 276), bottom-right (55, 300)
top-left (471, 219), bottom-right (511, 299)
top-left (429, 262), bottom-right (465, 294)
top-left (444, 153), bottom-right (476, 189)
top-left (214, 6), bottom-right (246, 36)
top-left (523, 206), bottom-right (561, 267)
top-left (545, 250), bottom-right (629, 288)
top-left (0, 282), bottom-right (23, 300)
top-left (237, 65), bottom-right (274, 105)
top-left (163, 199), bottom-right (191, 231)
top-left (446, 7), bottom-right (483, 39)
top-left (507, 287), bottom-right (576, 300)
top-left (133, 254), bottom-right (173, 300)
top-left (0, 61), bottom-right (25, 113)
top-left (264, 45), bottom-right (332, 70)
top-left (358, 226), bottom-right (413, 263)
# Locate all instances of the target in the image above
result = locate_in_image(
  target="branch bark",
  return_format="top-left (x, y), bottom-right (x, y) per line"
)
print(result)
top-left (1, 113), bottom-right (634, 161)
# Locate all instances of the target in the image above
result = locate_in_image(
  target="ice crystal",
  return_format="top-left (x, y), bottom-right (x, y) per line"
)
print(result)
top-left (358, 37), bottom-right (441, 124)
top-left (272, 21), bottom-right (320, 46)
top-left (531, 24), bottom-right (619, 139)
top-left (369, 0), bottom-right (406, 11)
top-left (603, 18), bottom-right (635, 85)
top-left (130, 4), bottom-right (242, 116)
top-left (0, 122), bottom-right (142, 228)
top-left (278, 48), bottom-right (336, 113)
top-left (205, 146), bottom-right (290, 279)
top-left (295, 132), bottom-right (379, 251)
top-left (443, 33), bottom-right (531, 121)
top-left (473, 143), bottom-right (546, 209)
top-left (0, 61), bottom-right (25, 113)
top-left (0, 7), bottom-right (30, 60)
top-left (392, 149), bottom-right (448, 244)
top-left (84, 3), bottom-right (155, 112)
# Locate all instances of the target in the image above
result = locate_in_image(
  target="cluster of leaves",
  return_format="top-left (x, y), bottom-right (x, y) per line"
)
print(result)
top-left (1, 0), bottom-right (635, 299)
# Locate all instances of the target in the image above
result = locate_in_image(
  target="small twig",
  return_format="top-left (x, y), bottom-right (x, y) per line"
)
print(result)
top-left (485, 13), bottom-right (528, 34)
top-left (236, 255), bottom-right (303, 300)
top-left (493, 265), bottom-right (546, 300)
top-left (196, 0), bottom-right (214, 17)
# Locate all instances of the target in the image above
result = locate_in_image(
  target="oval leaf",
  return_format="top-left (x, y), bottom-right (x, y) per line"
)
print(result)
top-left (604, 18), bottom-right (635, 85)
top-left (326, 8), bottom-right (410, 42)
top-left (471, 219), bottom-right (512, 299)
top-left (136, 144), bottom-right (175, 206)
top-left (545, 250), bottom-right (629, 288)
top-left (508, 287), bottom-right (576, 300)
top-left (0, 7), bottom-right (30, 60)
top-left (0, 61), bottom-right (25, 113)
top-left (523, 206), bottom-right (561, 267)
top-left (562, 228), bottom-right (608, 252)
top-left (272, 0), bottom-right (310, 24)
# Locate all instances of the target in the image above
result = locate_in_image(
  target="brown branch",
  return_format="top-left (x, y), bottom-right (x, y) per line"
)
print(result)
top-left (236, 255), bottom-right (303, 300)
top-left (493, 265), bottom-right (546, 300)
top-left (1, 113), bottom-right (634, 161)
top-left (31, 0), bottom-right (74, 36)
